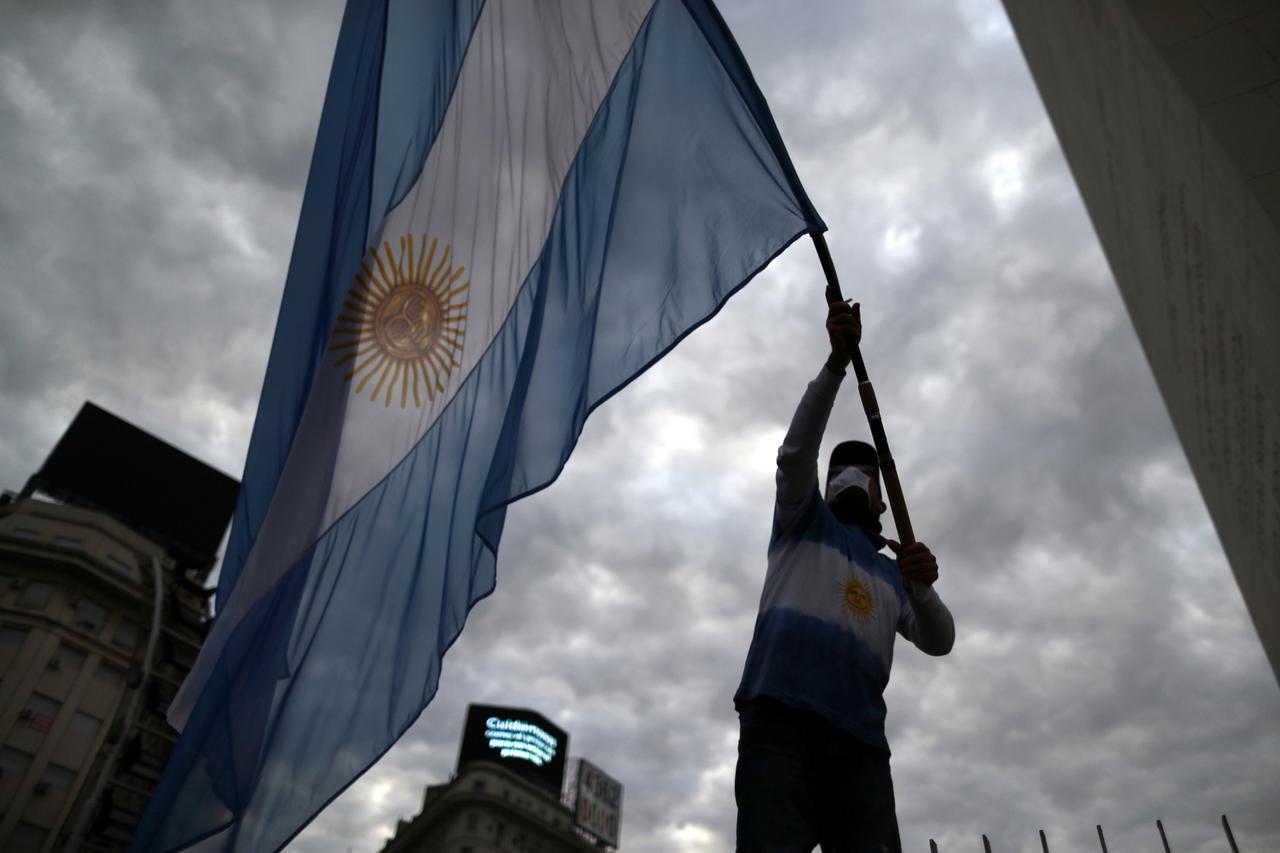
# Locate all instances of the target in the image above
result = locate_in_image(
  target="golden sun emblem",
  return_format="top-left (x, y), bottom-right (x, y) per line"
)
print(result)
top-left (841, 577), bottom-right (874, 620)
top-left (329, 235), bottom-right (469, 408)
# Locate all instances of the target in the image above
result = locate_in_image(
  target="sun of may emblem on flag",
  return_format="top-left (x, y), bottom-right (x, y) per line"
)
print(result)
top-left (329, 235), bottom-right (469, 408)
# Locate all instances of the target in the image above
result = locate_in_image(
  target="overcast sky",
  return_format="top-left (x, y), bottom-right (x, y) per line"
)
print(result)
top-left (3, 1), bottom-right (1278, 852)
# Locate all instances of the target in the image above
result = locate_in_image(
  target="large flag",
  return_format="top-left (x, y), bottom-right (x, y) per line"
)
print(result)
top-left (134, 0), bottom-right (822, 849)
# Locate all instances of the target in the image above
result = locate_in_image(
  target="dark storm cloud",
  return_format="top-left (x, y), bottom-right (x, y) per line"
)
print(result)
top-left (0, 0), bottom-right (343, 483)
top-left (3, 2), bottom-right (1276, 852)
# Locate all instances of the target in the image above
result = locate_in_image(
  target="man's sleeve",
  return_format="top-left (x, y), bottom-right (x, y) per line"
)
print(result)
top-left (775, 365), bottom-right (843, 535)
top-left (897, 584), bottom-right (955, 656)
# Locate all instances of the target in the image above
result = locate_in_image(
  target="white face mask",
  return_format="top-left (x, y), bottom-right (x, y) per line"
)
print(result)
top-left (825, 465), bottom-right (872, 504)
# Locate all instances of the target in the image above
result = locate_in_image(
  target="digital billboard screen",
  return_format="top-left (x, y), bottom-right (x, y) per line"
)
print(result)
top-left (456, 704), bottom-right (568, 795)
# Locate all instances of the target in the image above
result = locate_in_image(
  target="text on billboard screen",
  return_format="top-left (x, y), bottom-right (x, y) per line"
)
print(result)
top-left (484, 716), bottom-right (558, 766)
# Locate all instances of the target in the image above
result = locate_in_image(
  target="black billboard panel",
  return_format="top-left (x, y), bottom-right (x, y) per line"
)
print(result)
top-left (456, 704), bottom-right (568, 795)
top-left (30, 402), bottom-right (238, 567)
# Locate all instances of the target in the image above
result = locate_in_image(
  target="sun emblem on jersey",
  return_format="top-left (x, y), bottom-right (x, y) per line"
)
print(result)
top-left (329, 235), bottom-right (469, 408)
top-left (841, 576), bottom-right (874, 621)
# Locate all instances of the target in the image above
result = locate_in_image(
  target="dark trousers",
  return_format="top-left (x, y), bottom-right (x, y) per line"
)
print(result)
top-left (735, 698), bottom-right (902, 853)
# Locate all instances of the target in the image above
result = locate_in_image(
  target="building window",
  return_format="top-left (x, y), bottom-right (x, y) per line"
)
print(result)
top-left (0, 746), bottom-right (34, 820)
top-left (1, 626), bottom-right (28, 675)
top-left (93, 663), bottom-right (125, 690)
top-left (53, 534), bottom-right (82, 549)
top-left (48, 643), bottom-right (87, 675)
top-left (10, 526), bottom-right (40, 539)
top-left (40, 758), bottom-right (78, 788)
top-left (16, 580), bottom-right (54, 610)
top-left (112, 619), bottom-right (140, 652)
top-left (0, 745), bottom-right (34, 779)
top-left (23, 693), bottom-right (61, 733)
top-left (73, 599), bottom-right (110, 634)
top-left (0, 573), bottom-right (13, 595)
top-left (28, 764), bottom-right (79, 832)
top-left (67, 711), bottom-right (102, 740)
top-left (105, 554), bottom-right (134, 575)
top-left (9, 822), bottom-right (48, 853)
top-left (466, 813), bottom-right (478, 831)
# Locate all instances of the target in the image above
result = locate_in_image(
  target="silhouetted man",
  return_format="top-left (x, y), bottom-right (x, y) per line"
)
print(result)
top-left (734, 300), bottom-right (955, 853)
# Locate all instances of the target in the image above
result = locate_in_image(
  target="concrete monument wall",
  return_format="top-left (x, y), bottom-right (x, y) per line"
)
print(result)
top-left (1001, 0), bottom-right (1280, 681)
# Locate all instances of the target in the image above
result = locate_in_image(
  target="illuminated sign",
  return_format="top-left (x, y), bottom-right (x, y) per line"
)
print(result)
top-left (456, 704), bottom-right (568, 794)
top-left (484, 716), bottom-right (558, 766)
top-left (569, 758), bottom-right (623, 847)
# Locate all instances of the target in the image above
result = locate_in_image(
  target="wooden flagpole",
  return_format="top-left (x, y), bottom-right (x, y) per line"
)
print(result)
top-left (811, 232), bottom-right (915, 546)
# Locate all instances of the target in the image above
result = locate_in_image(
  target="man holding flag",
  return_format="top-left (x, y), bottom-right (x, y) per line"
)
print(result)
top-left (733, 299), bottom-right (956, 852)
top-left (131, 1), bottom-right (830, 849)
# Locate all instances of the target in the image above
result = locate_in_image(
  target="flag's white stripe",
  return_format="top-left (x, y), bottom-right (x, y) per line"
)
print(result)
top-left (173, 0), bottom-right (654, 728)
top-left (323, 0), bottom-right (654, 526)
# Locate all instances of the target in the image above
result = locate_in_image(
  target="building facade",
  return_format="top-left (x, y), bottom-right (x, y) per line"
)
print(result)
top-left (0, 495), bottom-right (212, 851)
top-left (378, 761), bottom-right (603, 853)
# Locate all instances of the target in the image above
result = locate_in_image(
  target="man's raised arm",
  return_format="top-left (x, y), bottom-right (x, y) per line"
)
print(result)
top-left (775, 301), bottom-right (861, 529)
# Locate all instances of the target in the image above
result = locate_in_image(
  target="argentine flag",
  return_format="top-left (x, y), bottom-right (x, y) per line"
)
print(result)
top-left (135, 0), bottom-right (822, 849)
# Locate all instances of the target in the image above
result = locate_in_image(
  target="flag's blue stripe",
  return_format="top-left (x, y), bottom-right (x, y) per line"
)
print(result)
top-left (140, 0), bottom-right (822, 848)
top-left (216, 0), bottom-right (484, 610)
top-left (371, 0), bottom-right (488, 236)
top-left (680, 0), bottom-right (823, 232)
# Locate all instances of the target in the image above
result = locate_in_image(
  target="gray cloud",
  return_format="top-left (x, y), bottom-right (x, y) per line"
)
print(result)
top-left (3, 1), bottom-right (1277, 852)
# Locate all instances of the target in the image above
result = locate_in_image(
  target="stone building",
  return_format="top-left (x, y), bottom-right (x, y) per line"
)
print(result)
top-left (0, 402), bottom-right (236, 851)
top-left (378, 760), bottom-right (602, 853)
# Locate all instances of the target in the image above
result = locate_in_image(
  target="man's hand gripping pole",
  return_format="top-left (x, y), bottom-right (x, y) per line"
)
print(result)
top-left (810, 232), bottom-right (915, 547)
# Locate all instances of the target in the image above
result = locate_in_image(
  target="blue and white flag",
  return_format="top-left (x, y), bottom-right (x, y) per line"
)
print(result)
top-left (135, 1), bottom-right (822, 849)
